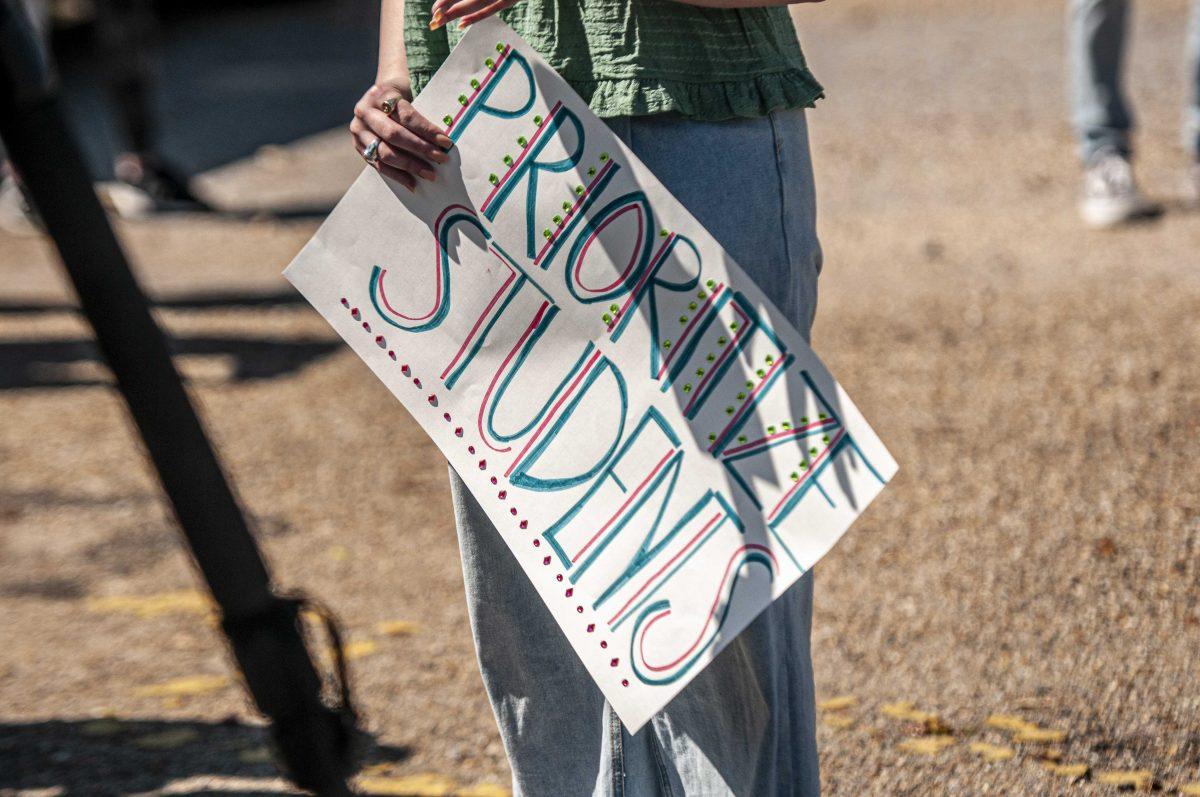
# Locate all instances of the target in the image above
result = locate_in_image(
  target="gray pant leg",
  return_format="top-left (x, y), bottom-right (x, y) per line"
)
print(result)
top-left (1068, 0), bottom-right (1133, 161)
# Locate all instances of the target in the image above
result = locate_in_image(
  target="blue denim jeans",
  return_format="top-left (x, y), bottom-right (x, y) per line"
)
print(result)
top-left (449, 108), bottom-right (822, 797)
top-left (1068, 0), bottom-right (1200, 161)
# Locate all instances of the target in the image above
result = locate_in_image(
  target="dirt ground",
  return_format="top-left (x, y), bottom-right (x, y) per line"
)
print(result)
top-left (2, 0), bottom-right (1199, 794)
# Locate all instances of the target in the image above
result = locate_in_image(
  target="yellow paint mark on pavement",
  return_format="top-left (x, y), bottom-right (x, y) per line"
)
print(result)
top-left (1095, 770), bottom-right (1154, 790)
top-left (817, 695), bottom-right (857, 711)
top-left (343, 639), bottom-right (378, 660)
top-left (881, 701), bottom-right (950, 734)
top-left (85, 590), bottom-right (211, 619)
top-left (458, 784), bottom-right (511, 797)
top-left (1179, 783), bottom-right (1200, 795)
top-left (133, 674), bottom-right (230, 698)
top-left (968, 742), bottom-right (1015, 761)
top-left (822, 714), bottom-right (855, 729)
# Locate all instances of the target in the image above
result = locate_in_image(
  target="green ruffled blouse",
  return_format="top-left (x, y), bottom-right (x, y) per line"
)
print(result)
top-left (404, 0), bottom-right (823, 121)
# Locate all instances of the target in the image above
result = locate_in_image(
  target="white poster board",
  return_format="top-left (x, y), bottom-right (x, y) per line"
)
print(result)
top-left (285, 17), bottom-right (897, 732)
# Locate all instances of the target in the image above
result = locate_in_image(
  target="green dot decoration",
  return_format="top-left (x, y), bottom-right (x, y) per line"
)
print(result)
top-left (737, 435), bottom-right (747, 444)
top-left (767, 426), bottom-right (776, 434)
top-left (485, 58), bottom-right (495, 68)
top-left (708, 433), bottom-right (717, 442)
top-left (736, 392), bottom-right (746, 401)
top-left (800, 416), bottom-right (809, 424)
top-left (562, 200), bottom-right (571, 211)
top-left (443, 115), bottom-right (453, 125)
top-left (725, 406), bottom-right (735, 415)
top-left (543, 229), bottom-right (551, 239)
top-left (810, 447), bottom-right (819, 456)
top-left (822, 435), bottom-right (830, 444)
top-left (503, 154), bottom-right (514, 165)
top-left (659, 229), bottom-right (669, 238)
top-left (688, 302), bottom-right (698, 311)
top-left (602, 313), bottom-right (612, 324)
top-left (756, 369), bottom-right (766, 378)
top-left (662, 340), bottom-right (672, 349)
top-left (819, 413), bottom-right (828, 420)
top-left (765, 354), bottom-right (775, 365)
top-left (470, 78), bottom-right (480, 89)
top-left (575, 185), bottom-right (585, 195)
top-left (799, 460), bottom-right (808, 469)
top-left (517, 135), bottom-right (528, 146)
top-left (682, 384), bottom-right (692, 393)
top-left (791, 471), bottom-right (801, 482)
top-left (718, 336), bottom-right (728, 346)
top-left (534, 115), bottom-right (543, 125)
top-left (458, 95), bottom-right (468, 105)
top-left (706, 279), bottom-right (716, 289)
top-left (588, 166), bottom-right (597, 176)
top-left (744, 380), bottom-right (754, 389)
top-left (609, 304), bottom-right (619, 313)
top-left (488, 174), bottom-right (499, 184)
top-left (730, 322), bottom-right (739, 331)
top-left (553, 215), bottom-right (563, 225)
top-left (496, 42), bottom-right (505, 52)
top-left (697, 290), bottom-right (707, 299)
top-left (599, 152), bottom-right (609, 161)
top-left (706, 353), bottom-right (715, 362)
top-left (678, 315), bottom-right (688, 324)
top-left (695, 368), bottom-right (705, 377)
top-left (782, 421), bottom-right (792, 429)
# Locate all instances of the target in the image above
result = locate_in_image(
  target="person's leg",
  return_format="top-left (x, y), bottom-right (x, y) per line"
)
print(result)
top-left (620, 109), bottom-right (822, 796)
top-left (1068, 0), bottom-right (1133, 161)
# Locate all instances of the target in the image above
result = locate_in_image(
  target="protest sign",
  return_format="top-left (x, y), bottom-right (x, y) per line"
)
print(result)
top-left (285, 17), bottom-right (897, 731)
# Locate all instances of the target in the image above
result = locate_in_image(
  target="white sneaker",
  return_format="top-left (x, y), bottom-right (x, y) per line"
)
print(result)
top-left (1078, 151), bottom-right (1159, 228)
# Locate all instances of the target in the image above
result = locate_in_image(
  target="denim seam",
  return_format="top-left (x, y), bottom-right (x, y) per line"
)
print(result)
top-left (609, 705), bottom-right (625, 797)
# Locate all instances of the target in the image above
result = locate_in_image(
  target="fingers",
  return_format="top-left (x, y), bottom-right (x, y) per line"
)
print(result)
top-left (456, 0), bottom-right (517, 28)
top-left (378, 163), bottom-right (417, 192)
top-left (431, 0), bottom-right (514, 29)
top-left (349, 118), bottom-right (425, 191)
top-left (362, 106), bottom-right (449, 166)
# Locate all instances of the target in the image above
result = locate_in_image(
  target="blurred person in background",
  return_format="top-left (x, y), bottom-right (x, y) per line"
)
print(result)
top-left (0, 0), bottom-right (207, 232)
top-left (1068, 0), bottom-right (1200, 228)
top-left (350, 0), bottom-right (829, 793)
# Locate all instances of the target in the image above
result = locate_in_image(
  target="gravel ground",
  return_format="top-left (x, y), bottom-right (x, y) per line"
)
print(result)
top-left (2, 0), bottom-right (1199, 794)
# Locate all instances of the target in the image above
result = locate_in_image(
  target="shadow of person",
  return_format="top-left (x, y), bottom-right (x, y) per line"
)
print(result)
top-left (0, 716), bottom-right (409, 796)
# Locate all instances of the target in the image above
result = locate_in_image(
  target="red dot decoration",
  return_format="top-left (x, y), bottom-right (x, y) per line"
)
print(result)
top-left (543, 556), bottom-right (551, 565)
top-left (479, 459), bottom-right (488, 470)
top-left (490, 476), bottom-right (498, 485)
top-left (401, 365), bottom-right (411, 376)
top-left (468, 445), bottom-right (475, 454)
top-left (443, 412), bottom-right (452, 421)
top-left (351, 307), bottom-right (360, 319)
top-left (427, 394), bottom-right (438, 406)
top-left (388, 351), bottom-right (397, 360)
top-left (586, 624), bottom-right (595, 633)
top-left (509, 507), bottom-right (517, 516)
top-left (454, 427), bottom-right (464, 437)
top-left (340, 298), bottom-right (349, 307)
top-left (556, 574), bottom-right (563, 582)
top-left (622, 679), bottom-right (629, 687)
top-left (519, 520), bottom-right (528, 530)
top-left (600, 641), bottom-right (608, 649)
top-left (576, 606), bottom-right (584, 614)
top-left (362, 321), bottom-right (371, 332)
top-left (413, 378), bottom-right (422, 388)
top-left (533, 539), bottom-right (540, 547)
top-left (498, 490), bottom-right (507, 500)
top-left (565, 588), bottom-right (574, 597)
top-left (610, 658), bottom-right (619, 667)
top-left (374, 335), bottom-right (385, 347)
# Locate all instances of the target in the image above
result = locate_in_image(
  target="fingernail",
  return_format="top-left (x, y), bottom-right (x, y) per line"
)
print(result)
top-left (435, 134), bottom-right (454, 149)
top-left (429, 11), bottom-right (444, 29)
top-left (420, 168), bottom-right (437, 181)
top-left (430, 149), bottom-right (449, 164)
top-left (458, 19), bottom-right (467, 29)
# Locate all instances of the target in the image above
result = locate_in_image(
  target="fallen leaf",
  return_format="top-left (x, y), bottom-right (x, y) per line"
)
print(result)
top-left (822, 714), bottom-right (855, 729)
top-left (376, 620), bottom-right (420, 637)
top-left (1014, 727), bottom-right (1067, 744)
top-left (134, 728), bottom-right (199, 749)
top-left (880, 701), bottom-right (949, 734)
top-left (985, 714), bottom-right (1037, 734)
top-left (458, 785), bottom-right (512, 797)
top-left (238, 746), bottom-right (273, 764)
top-left (133, 674), bottom-right (230, 698)
top-left (968, 742), bottom-right (1014, 761)
top-left (85, 590), bottom-right (211, 619)
top-left (1043, 762), bottom-right (1089, 779)
top-left (897, 737), bottom-right (955, 755)
top-left (79, 718), bottom-right (124, 737)
top-left (357, 774), bottom-right (457, 796)
top-left (1095, 770), bottom-right (1153, 790)
top-left (341, 640), bottom-right (378, 660)
top-left (817, 695), bottom-right (857, 712)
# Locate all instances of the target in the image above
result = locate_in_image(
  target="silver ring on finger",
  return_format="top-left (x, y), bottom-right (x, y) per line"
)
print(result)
top-left (362, 138), bottom-right (382, 165)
